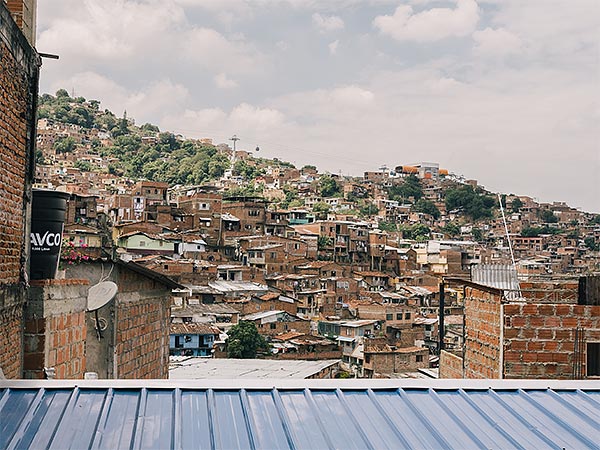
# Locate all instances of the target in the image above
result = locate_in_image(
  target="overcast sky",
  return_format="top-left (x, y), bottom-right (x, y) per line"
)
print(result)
top-left (37, 0), bottom-right (599, 212)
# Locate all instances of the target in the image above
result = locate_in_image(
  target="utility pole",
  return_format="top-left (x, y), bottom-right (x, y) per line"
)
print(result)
top-left (229, 134), bottom-right (240, 166)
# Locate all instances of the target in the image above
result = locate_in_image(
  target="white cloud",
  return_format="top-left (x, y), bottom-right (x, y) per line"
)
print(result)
top-left (373, 0), bottom-right (479, 42)
top-left (161, 103), bottom-right (287, 143)
top-left (184, 28), bottom-right (266, 75)
top-left (473, 27), bottom-right (522, 57)
top-left (330, 85), bottom-right (374, 105)
top-left (50, 72), bottom-right (188, 124)
top-left (328, 40), bottom-right (339, 54)
top-left (312, 13), bottom-right (345, 32)
top-left (214, 73), bottom-right (239, 89)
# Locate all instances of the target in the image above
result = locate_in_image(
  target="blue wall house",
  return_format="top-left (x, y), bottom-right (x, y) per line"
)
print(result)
top-left (169, 323), bottom-right (220, 357)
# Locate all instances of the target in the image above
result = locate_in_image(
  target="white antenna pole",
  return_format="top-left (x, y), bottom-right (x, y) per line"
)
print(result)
top-left (498, 193), bottom-right (516, 266)
top-left (229, 135), bottom-right (240, 166)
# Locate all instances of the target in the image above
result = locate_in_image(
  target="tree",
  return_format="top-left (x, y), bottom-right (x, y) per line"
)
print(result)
top-left (540, 209), bottom-right (558, 223)
top-left (472, 227), bottom-right (483, 242)
top-left (445, 185), bottom-right (495, 220)
top-left (511, 197), bottom-right (523, 212)
top-left (226, 321), bottom-right (267, 358)
top-left (312, 201), bottom-right (331, 219)
top-left (387, 175), bottom-right (423, 202)
top-left (378, 221), bottom-right (397, 232)
top-left (55, 88), bottom-right (70, 99)
top-left (74, 160), bottom-right (93, 171)
top-left (318, 174), bottom-right (341, 197)
top-left (443, 222), bottom-right (460, 237)
top-left (318, 235), bottom-right (332, 250)
top-left (413, 198), bottom-right (440, 219)
top-left (584, 237), bottom-right (598, 251)
top-left (54, 136), bottom-right (76, 154)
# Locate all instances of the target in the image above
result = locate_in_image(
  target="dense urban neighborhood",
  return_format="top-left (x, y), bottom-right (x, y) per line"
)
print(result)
top-left (1, 2), bottom-right (599, 448)
top-left (25, 91), bottom-right (600, 380)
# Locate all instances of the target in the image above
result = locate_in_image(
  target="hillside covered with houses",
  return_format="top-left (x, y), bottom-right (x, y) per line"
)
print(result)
top-left (36, 90), bottom-right (600, 378)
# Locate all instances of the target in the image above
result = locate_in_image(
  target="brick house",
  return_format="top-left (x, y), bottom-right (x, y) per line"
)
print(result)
top-left (62, 260), bottom-right (181, 379)
top-left (0, 1), bottom-right (39, 379)
top-left (440, 277), bottom-right (600, 379)
top-left (363, 338), bottom-right (429, 378)
top-left (242, 310), bottom-right (310, 337)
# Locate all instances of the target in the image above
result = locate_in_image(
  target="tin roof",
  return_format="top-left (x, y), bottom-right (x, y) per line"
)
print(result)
top-left (1, 380), bottom-right (598, 450)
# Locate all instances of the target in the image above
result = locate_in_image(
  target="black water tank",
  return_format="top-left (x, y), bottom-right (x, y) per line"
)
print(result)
top-left (29, 189), bottom-right (70, 280)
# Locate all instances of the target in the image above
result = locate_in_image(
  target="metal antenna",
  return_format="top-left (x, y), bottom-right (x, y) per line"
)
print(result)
top-left (498, 193), bottom-right (516, 266)
top-left (229, 135), bottom-right (240, 165)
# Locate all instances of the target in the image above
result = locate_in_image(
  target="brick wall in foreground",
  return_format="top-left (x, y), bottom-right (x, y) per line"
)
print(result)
top-left (24, 279), bottom-right (88, 379)
top-left (503, 302), bottom-right (600, 379)
top-left (0, 2), bottom-right (38, 379)
top-left (463, 286), bottom-right (502, 379)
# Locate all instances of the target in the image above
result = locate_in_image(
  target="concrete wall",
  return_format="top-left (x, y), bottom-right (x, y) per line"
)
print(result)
top-left (0, 2), bottom-right (39, 379)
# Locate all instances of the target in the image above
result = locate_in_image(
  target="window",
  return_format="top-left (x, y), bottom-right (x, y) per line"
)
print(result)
top-left (416, 355), bottom-right (424, 362)
top-left (249, 210), bottom-right (260, 217)
top-left (396, 313), bottom-right (402, 320)
top-left (405, 312), bottom-right (411, 320)
top-left (139, 241), bottom-right (145, 247)
top-left (588, 343), bottom-right (600, 376)
top-left (270, 323), bottom-right (277, 330)
top-left (386, 314), bottom-right (393, 320)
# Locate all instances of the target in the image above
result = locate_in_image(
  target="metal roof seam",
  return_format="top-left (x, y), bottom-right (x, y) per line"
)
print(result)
top-left (396, 388), bottom-right (452, 449)
top-left (517, 388), bottom-right (598, 449)
top-left (89, 387), bottom-right (113, 450)
top-left (365, 389), bottom-right (413, 449)
top-left (455, 388), bottom-right (526, 450)
top-left (239, 389), bottom-right (258, 450)
top-left (486, 389), bottom-right (558, 449)
top-left (206, 389), bottom-right (218, 450)
top-left (173, 388), bottom-right (182, 450)
top-left (546, 389), bottom-right (600, 430)
top-left (131, 387), bottom-right (147, 450)
top-left (271, 389), bottom-right (298, 450)
top-left (428, 388), bottom-right (490, 449)
top-left (334, 388), bottom-right (375, 450)
top-left (302, 388), bottom-right (335, 450)
top-left (5, 388), bottom-right (45, 450)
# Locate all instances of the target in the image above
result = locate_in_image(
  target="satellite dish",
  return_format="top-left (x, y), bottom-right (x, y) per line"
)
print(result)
top-left (87, 281), bottom-right (117, 311)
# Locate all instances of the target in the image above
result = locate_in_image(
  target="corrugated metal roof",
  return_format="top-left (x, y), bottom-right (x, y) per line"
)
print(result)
top-left (472, 264), bottom-right (521, 299)
top-left (1, 380), bottom-right (599, 450)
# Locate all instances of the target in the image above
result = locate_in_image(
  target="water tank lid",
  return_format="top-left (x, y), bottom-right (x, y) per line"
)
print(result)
top-left (87, 281), bottom-right (118, 311)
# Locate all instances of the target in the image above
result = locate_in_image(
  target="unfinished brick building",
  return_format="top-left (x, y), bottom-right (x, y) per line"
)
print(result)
top-left (440, 277), bottom-right (600, 379)
top-left (0, 1), bottom-right (39, 379)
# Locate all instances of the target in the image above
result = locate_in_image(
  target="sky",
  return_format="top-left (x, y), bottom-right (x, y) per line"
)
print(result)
top-left (36, 0), bottom-right (599, 212)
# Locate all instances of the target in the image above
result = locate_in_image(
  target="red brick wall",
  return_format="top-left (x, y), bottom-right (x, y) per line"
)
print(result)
top-left (115, 270), bottom-right (170, 379)
top-left (0, 301), bottom-right (23, 378)
top-left (0, 3), bottom-right (38, 379)
top-left (503, 303), bottom-right (600, 379)
top-left (255, 319), bottom-right (310, 337)
top-left (439, 350), bottom-right (464, 378)
top-left (463, 286), bottom-right (502, 379)
top-left (24, 279), bottom-right (88, 379)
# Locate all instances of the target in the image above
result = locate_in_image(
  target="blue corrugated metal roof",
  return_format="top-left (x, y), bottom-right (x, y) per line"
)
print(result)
top-left (1, 380), bottom-right (599, 449)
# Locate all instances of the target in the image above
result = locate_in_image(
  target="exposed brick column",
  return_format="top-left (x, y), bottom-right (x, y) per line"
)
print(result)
top-left (24, 279), bottom-right (89, 379)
